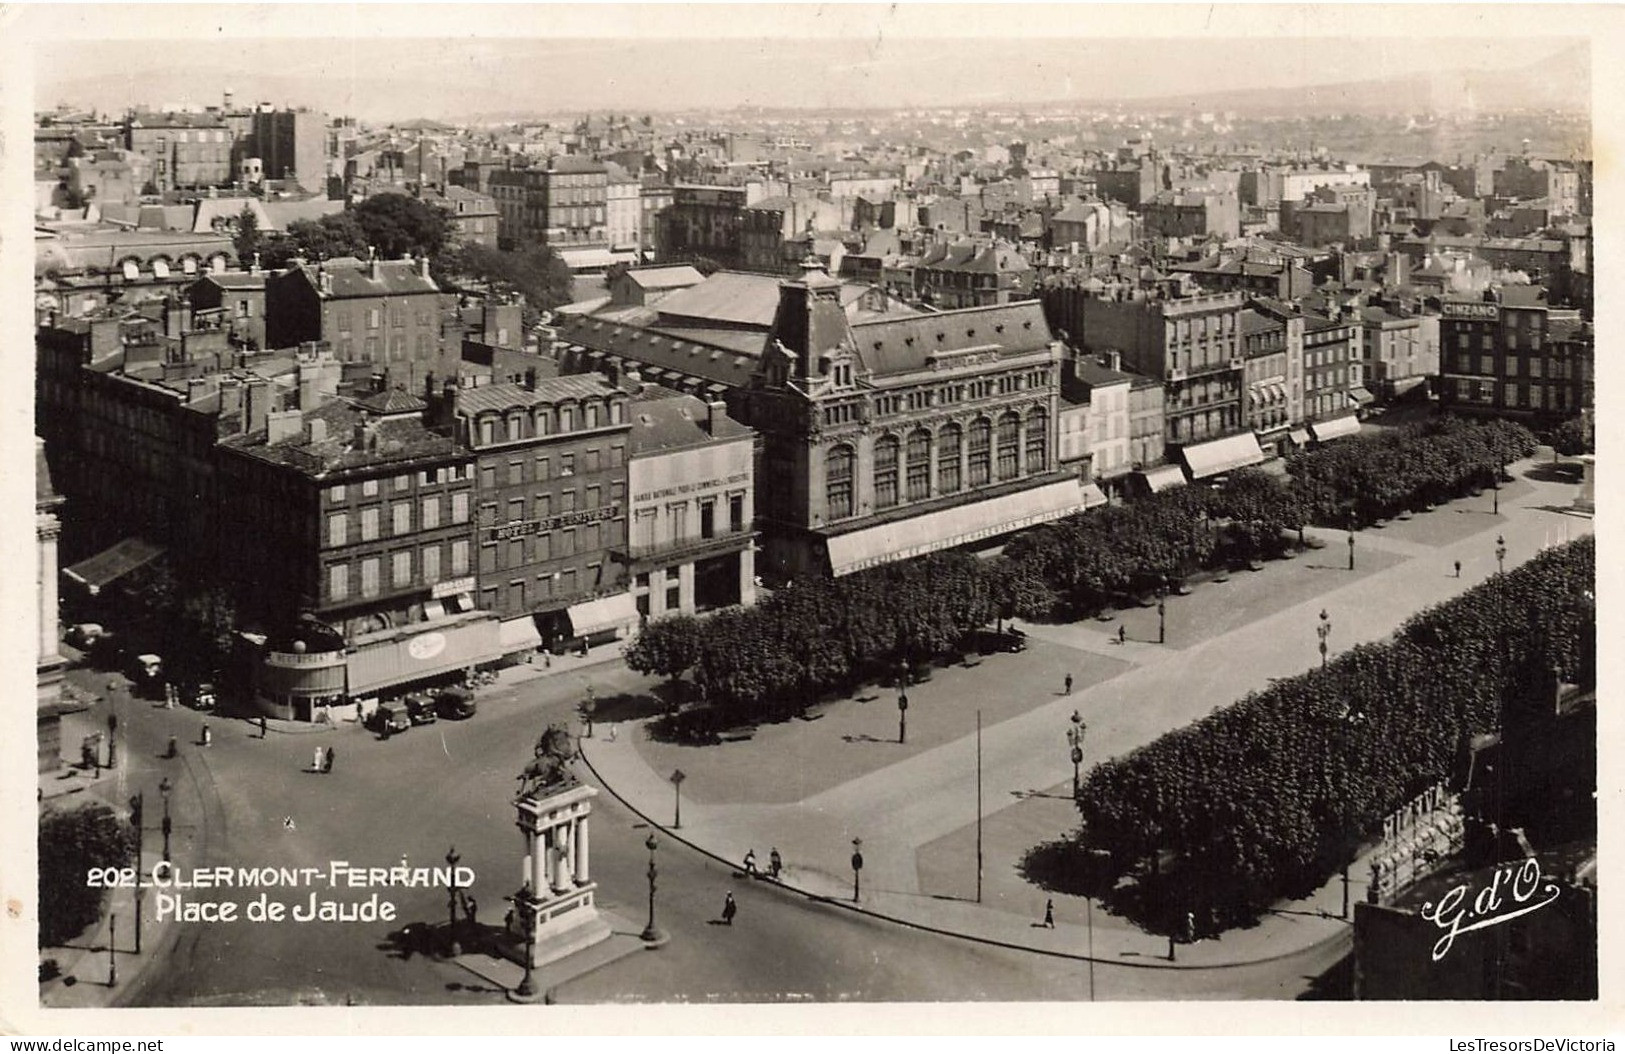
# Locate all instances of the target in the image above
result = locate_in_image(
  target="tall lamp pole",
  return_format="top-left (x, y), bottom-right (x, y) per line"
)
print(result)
top-left (128, 793), bottom-right (144, 954)
top-left (445, 846), bottom-right (462, 957)
top-left (106, 711), bottom-right (119, 770)
top-left (850, 838), bottom-right (863, 903)
top-left (1157, 591), bottom-right (1167, 645)
top-left (897, 690), bottom-right (908, 744)
top-left (639, 833), bottom-right (667, 946)
top-left (670, 769), bottom-right (686, 829)
top-left (158, 777), bottom-right (173, 863)
top-left (1317, 609), bottom-right (1331, 668)
top-left (1347, 512), bottom-right (1357, 571)
top-left (1068, 710), bottom-right (1086, 798)
top-left (513, 883), bottom-right (538, 1000)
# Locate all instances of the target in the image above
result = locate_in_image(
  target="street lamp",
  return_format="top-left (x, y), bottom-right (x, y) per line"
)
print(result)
top-left (670, 769), bottom-right (686, 829)
top-left (1317, 609), bottom-right (1331, 668)
top-left (1157, 590), bottom-right (1167, 645)
top-left (1067, 710), bottom-right (1086, 798)
top-left (897, 690), bottom-right (908, 744)
top-left (128, 793), bottom-right (144, 954)
top-left (513, 883), bottom-right (538, 999)
top-left (1493, 462), bottom-right (1502, 515)
top-left (1496, 535), bottom-right (1507, 575)
top-left (580, 684), bottom-right (597, 739)
top-left (850, 838), bottom-right (864, 903)
top-left (639, 833), bottom-right (667, 946)
top-left (445, 846), bottom-right (462, 957)
top-left (106, 711), bottom-right (118, 770)
top-left (158, 777), bottom-right (173, 863)
top-left (1347, 512), bottom-right (1357, 571)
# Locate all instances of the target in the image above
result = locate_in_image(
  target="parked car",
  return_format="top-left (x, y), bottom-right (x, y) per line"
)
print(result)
top-left (188, 683), bottom-right (217, 711)
top-left (129, 653), bottom-right (165, 697)
top-left (436, 687), bottom-right (477, 720)
top-left (66, 623), bottom-right (108, 649)
top-left (373, 700), bottom-right (411, 736)
top-left (404, 693), bottom-right (438, 726)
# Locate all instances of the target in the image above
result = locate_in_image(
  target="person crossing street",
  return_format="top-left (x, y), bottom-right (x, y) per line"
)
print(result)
top-left (721, 891), bottom-right (737, 926)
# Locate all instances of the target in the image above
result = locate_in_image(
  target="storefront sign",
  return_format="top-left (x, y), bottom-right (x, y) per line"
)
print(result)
top-left (406, 632), bottom-right (447, 662)
top-left (489, 503), bottom-right (621, 542)
top-left (430, 576), bottom-right (476, 599)
top-left (1442, 302), bottom-right (1500, 321)
top-left (633, 473), bottom-right (749, 505)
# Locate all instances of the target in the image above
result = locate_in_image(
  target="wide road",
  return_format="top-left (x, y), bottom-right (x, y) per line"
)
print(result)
top-left (116, 662), bottom-right (1333, 1004)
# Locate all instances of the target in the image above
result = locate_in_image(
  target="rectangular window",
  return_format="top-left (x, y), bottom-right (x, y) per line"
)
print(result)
top-left (874, 439), bottom-right (899, 509)
top-left (328, 484), bottom-right (346, 503)
top-left (610, 444), bottom-right (626, 468)
top-left (536, 456), bottom-right (550, 481)
top-left (421, 496), bottom-right (440, 529)
top-left (560, 568), bottom-right (577, 597)
top-left (362, 479), bottom-right (379, 497)
top-left (451, 492), bottom-right (469, 524)
top-left (668, 503), bottom-right (688, 540)
top-left (586, 485), bottom-right (601, 510)
top-left (391, 503), bottom-right (411, 536)
top-left (536, 533), bottom-right (551, 562)
top-left (699, 499), bottom-right (716, 539)
top-left (328, 564), bottom-right (348, 601)
top-left (360, 557), bottom-right (381, 598)
top-left (561, 528), bottom-right (576, 557)
top-left (728, 493), bottom-right (744, 534)
top-left (508, 497), bottom-right (526, 523)
top-left (939, 430), bottom-right (962, 494)
top-left (510, 579), bottom-right (527, 611)
top-left (392, 550), bottom-right (412, 588)
top-left (585, 448), bottom-right (601, 473)
top-left (393, 473), bottom-right (410, 492)
top-left (560, 452), bottom-right (575, 476)
top-left (508, 539), bottom-right (525, 567)
top-left (561, 490), bottom-right (578, 514)
top-left (422, 544), bottom-right (441, 584)
top-left (368, 308), bottom-right (381, 329)
top-left (360, 507), bottom-right (380, 541)
top-left (510, 459), bottom-right (525, 485)
top-left (634, 509), bottom-right (656, 549)
top-left (327, 513), bottom-right (348, 548)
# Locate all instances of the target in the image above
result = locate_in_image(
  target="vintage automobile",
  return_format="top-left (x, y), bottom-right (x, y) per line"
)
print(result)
top-left (66, 623), bottom-right (108, 650)
top-left (404, 693), bottom-right (439, 726)
top-left (129, 653), bottom-right (165, 697)
top-left (188, 683), bottom-right (217, 711)
top-left (436, 687), bottom-right (477, 720)
top-left (373, 700), bottom-right (412, 736)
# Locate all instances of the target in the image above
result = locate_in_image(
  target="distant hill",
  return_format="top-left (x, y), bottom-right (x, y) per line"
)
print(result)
top-left (1118, 44), bottom-right (1590, 116)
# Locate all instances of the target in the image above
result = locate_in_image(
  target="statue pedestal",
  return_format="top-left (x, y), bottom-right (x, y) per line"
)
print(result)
top-left (510, 783), bottom-right (611, 969)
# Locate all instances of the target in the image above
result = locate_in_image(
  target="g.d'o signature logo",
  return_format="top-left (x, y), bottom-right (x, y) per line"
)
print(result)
top-left (1420, 857), bottom-right (1561, 962)
top-left (406, 632), bottom-right (447, 662)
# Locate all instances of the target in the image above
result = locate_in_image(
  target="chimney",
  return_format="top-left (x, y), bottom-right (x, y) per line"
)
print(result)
top-left (369, 248), bottom-right (381, 281)
top-left (424, 371), bottom-right (436, 402)
top-left (244, 378), bottom-right (271, 434)
top-left (524, 367), bottom-right (537, 391)
top-left (420, 255), bottom-right (431, 280)
top-left (320, 271), bottom-right (333, 295)
top-left (186, 378), bottom-right (208, 403)
top-left (624, 366), bottom-right (642, 392)
top-left (704, 399), bottom-right (728, 436)
top-left (306, 418), bottom-right (328, 444)
top-left (265, 408), bottom-right (303, 444)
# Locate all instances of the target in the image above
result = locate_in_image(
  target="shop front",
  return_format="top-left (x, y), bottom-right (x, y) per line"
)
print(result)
top-left (256, 645), bottom-right (349, 722)
top-left (345, 613), bottom-right (505, 703)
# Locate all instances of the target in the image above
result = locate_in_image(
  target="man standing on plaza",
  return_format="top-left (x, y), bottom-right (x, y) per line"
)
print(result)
top-left (721, 891), bottom-right (737, 926)
top-left (1064, 673), bottom-right (1073, 695)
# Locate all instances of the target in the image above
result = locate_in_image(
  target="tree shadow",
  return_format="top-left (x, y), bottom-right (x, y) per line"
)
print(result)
top-left (588, 690), bottom-right (668, 723)
top-left (1296, 952), bottom-right (1354, 1001)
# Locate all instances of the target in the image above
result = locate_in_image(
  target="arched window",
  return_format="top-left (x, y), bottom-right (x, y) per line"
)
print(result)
top-left (826, 444), bottom-right (856, 520)
top-left (968, 418), bottom-right (992, 487)
top-left (507, 413), bottom-right (525, 441)
top-left (906, 428), bottom-right (932, 502)
top-left (938, 423), bottom-right (962, 495)
top-left (533, 408), bottom-right (550, 436)
top-left (558, 404), bottom-right (575, 432)
top-left (996, 412), bottom-right (1021, 481)
top-left (584, 401), bottom-right (600, 429)
top-left (1025, 408), bottom-right (1049, 473)
top-left (874, 434), bottom-right (900, 510)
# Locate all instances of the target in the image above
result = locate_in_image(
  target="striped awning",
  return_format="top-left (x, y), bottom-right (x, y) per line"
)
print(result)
top-left (1137, 465), bottom-right (1188, 493)
top-left (565, 592), bottom-right (639, 637)
top-left (1309, 414), bottom-right (1362, 442)
top-left (63, 537), bottom-right (165, 595)
top-left (1181, 432), bottom-right (1267, 479)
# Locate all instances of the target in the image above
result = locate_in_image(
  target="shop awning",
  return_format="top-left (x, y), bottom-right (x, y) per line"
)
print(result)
top-left (63, 537), bottom-right (165, 595)
top-left (1309, 414), bottom-right (1362, 442)
top-left (565, 592), bottom-right (640, 637)
top-left (499, 616), bottom-right (543, 651)
top-left (1181, 432), bottom-right (1267, 479)
top-left (1081, 482), bottom-right (1109, 509)
top-left (826, 478), bottom-right (1086, 577)
top-left (346, 615), bottom-right (503, 697)
top-left (1137, 465), bottom-right (1188, 494)
top-left (1349, 386), bottom-right (1376, 406)
top-left (1289, 428), bottom-right (1312, 446)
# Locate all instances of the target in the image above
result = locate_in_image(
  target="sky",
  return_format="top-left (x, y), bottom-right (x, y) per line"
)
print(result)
top-left (14, 5), bottom-right (1596, 120)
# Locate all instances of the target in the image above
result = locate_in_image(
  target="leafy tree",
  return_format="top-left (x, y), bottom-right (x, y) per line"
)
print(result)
top-left (690, 256), bottom-right (723, 276)
top-left (233, 205), bottom-right (262, 267)
top-left (260, 213), bottom-right (369, 270)
top-left (39, 803), bottom-right (135, 947)
top-left (625, 614), bottom-right (705, 681)
top-left (353, 192), bottom-right (451, 260)
top-left (1551, 415), bottom-right (1593, 457)
top-left (603, 261), bottom-right (632, 287)
top-left (442, 243), bottom-right (575, 313)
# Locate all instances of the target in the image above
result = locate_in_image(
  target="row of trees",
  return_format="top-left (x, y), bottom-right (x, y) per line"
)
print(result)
top-left (1071, 536), bottom-right (1595, 925)
top-left (626, 419), bottom-right (1541, 725)
top-left (40, 803), bottom-right (135, 947)
top-left (1286, 416), bottom-right (1537, 526)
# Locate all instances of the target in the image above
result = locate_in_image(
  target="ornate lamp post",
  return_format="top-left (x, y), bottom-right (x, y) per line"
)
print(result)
top-left (108, 913), bottom-right (117, 987)
top-left (445, 846), bottom-right (462, 957)
top-left (1493, 462), bottom-right (1502, 515)
top-left (513, 883), bottom-right (538, 1000)
top-left (1496, 535), bottom-right (1507, 575)
top-left (106, 711), bottom-right (119, 770)
top-left (897, 690), bottom-right (908, 744)
top-left (670, 769), bottom-right (686, 828)
top-left (850, 838), bottom-right (864, 903)
top-left (1317, 609), bottom-right (1331, 668)
top-left (1067, 710), bottom-right (1086, 798)
top-left (639, 833), bottom-right (667, 946)
top-left (158, 776), bottom-right (173, 863)
top-left (128, 793), bottom-right (144, 954)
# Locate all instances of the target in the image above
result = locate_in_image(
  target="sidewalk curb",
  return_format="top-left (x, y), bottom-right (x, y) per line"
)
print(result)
top-left (576, 745), bottom-right (1348, 972)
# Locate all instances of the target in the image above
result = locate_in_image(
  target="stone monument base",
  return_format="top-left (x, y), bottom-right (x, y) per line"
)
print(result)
top-left (512, 782), bottom-right (612, 970)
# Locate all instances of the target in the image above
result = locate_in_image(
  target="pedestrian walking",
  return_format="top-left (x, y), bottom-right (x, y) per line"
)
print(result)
top-left (769, 847), bottom-right (782, 879)
top-left (465, 896), bottom-right (478, 926)
top-left (323, 746), bottom-right (336, 773)
top-left (504, 907), bottom-right (516, 935)
top-left (283, 816), bottom-right (296, 831)
top-left (313, 746), bottom-right (324, 771)
top-left (1117, 625), bottom-right (1126, 645)
top-left (200, 723), bottom-right (212, 747)
top-left (1454, 559), bottom-right (1462, 578)
top-left (260, 715), bottom-right (269, 738)
top-left (166, 735), bottom-right (178, 759)
top-left (1064, 673), bottom-right (1073, 695)
top-left (721, 891), bottom-right (737, 926)
top-left (743, 849), bottom-right (757, 876)
top-left (1043, 898), bottom-right (1055, 928)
